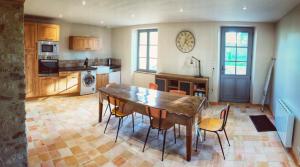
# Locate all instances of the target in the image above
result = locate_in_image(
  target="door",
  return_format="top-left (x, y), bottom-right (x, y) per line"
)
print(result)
top-left (220, 27), bottom-right (254, 102)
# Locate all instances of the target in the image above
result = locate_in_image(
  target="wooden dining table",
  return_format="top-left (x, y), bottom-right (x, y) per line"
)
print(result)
top-left (98, 84), bottom-right (206, 161)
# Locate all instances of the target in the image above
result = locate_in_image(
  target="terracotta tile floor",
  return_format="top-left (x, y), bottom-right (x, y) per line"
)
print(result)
top-left (26, 94), bottom-right (297, 167)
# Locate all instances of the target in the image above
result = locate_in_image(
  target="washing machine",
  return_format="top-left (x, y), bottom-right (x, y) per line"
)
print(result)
top-left (80, 70), bottom-right (96, 95)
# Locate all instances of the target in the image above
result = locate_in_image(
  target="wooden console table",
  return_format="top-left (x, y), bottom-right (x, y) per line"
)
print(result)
top-left (155, 73), bottom-right (209, 97)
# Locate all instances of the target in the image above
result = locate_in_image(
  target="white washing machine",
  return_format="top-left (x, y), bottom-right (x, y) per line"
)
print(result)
top-left (80, 70), bottom-right (96, 95)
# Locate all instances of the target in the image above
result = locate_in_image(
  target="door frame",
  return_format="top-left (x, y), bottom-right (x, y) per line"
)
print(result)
top-left (219, 26), bottom-right (254, 102)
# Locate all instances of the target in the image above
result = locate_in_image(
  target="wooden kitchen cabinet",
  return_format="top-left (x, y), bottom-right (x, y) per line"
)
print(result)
top-left (69, 36), bottom-right (100, 51)
top-left (37, 23), bottom-right (60, 41)
top-left (39, 77), bottom-right (58, 96)
top-left (66, 72), bottom-right (80, 94)
top-left (96, 74), bottom-right (109, 89)
top-left (24, 22), bottom-right (39, 98)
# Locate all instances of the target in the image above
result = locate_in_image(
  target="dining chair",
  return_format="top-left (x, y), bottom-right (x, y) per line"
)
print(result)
top-left (149, 82), bottom-right (158, 90)
top-left (195, 104), bottom-right (231, 159)
top-left (142, 106), bottom-right (176, 161)
top-left (104, 95), bottom-right (135, 143)
top-left (169, 89), bottom-right (186, 136)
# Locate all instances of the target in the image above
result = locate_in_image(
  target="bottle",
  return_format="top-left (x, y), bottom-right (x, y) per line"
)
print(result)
top-left (84, 58), bottom-right (88, 68)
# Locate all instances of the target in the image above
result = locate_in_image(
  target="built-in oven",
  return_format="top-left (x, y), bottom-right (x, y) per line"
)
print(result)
top-left (38, 41), bottom-right (59, 58)
top-left (38, 59), bottom-right (59, 77)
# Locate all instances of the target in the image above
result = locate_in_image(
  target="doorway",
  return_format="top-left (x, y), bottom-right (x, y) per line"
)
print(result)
top-left (219, 27), bottom-right (254, 102)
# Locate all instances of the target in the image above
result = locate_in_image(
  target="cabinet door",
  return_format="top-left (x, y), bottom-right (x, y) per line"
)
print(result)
top-left (24, 22), bottom-right (39, 98)
top-left (96, 74), bottom-right (109, 89)
top-left (66, 72), bottom-right (80, 94)
top-left (39, 78), bottom-right (57, 96)
top-left (179, 81), bottom-right (192, 95)
top-left (155, 78), bottom-right (166, 91)
top-left (37, 23), bottom-right (60, 41)
top-left (57, 77), bottom-right (67, 94)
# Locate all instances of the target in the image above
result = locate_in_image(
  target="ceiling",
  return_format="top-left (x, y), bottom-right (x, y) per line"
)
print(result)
top-left (24, 0), bottom-right (300, 27)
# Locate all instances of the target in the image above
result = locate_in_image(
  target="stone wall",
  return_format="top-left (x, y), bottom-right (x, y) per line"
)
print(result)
top-left (0, 0), bottom-right (27, 166)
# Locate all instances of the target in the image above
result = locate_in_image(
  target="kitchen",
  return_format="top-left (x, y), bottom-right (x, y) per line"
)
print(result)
top-left (24, 16), bottom-right (120, 98)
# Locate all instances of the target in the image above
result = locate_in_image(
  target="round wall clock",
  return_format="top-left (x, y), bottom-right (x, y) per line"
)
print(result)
top-left (176, 30), bottom-right (195, 53)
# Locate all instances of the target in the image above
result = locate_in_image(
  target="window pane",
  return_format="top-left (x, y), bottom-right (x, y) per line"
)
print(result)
top-left (237, 48), bottom-right (248, 61)
top-left (237, 32), bottom-right (248, 47)
top-left (225, 32), bottom-right (236, 46)
top-left (149, 31), bottom-right (158, 45)
top-left (139, 58), bottom-right (147, 70)
top-left (225, 62), bottom-right (235, 75)
top-left (225, 47), bottom-right (236, 61)
top-left (139, 32), bottom-right (147, 45)
top-left (149, 46), bottom-right (157, 58)
top-left (236, 62), bottom-right (247, 75)
top-left (139, 45), bottom-right (147, 58)
top-left (149, 58), bottom-right (157, 71)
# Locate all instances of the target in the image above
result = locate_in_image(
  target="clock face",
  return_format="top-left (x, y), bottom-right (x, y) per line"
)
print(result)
top-left (176, 31), bottom-right (195, 53)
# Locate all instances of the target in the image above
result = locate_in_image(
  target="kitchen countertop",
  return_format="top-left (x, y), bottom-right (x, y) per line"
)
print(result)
top-left (59, 66), bottom-right (97, 72)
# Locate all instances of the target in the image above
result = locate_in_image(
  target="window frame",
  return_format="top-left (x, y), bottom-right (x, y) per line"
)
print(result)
top-left (137, 29), bottom-right (158, 73)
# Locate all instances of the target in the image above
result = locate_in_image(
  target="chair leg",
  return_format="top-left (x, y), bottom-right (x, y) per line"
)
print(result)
top-left (178, 124), bottom-right (181, 137)
top-left (173, 125), bottom-right (176, 144)
top-left (104, 112), bottom-right (112, 134)
top-left (223, 129), bottom-right (230, 146)
top-left (162, 130), bottom-right (167, 161)
top-left (143, 126), bottom-right (151, 152)
top-left (103, 104), bottom-right (108, 116)
top-left (216, 132), bottom-right (225, 160)
top-left (131, 114), bottom-right (135, 133)
top-left (115, 118), bottom-right (122, 143)
top-left (196, 130), bottom-right (199, 152)
top-left (204, 130), bottom-right (206, 141)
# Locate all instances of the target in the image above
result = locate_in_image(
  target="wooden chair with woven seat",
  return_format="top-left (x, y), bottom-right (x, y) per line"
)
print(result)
top-left (142, 106), bottom-right (176, 161)
top-left (195, 104), bottom-right (231, 160)
top-left (104, 95), bottom-right (135, 143)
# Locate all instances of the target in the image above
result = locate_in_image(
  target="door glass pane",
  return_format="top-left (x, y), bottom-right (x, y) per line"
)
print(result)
top-left (149, 58), bottom-right (157, 71)
top-left (225, 47), bottom-right (236, 61)
top-left (149, 46), bottom-right (157, 58)
top-left (237, 48), bottom-right (248, 61)
top-left (149, 31), bottom-right (158, 45)
top-left (236, 62), bottom-right (247, 75)
top-left (139, 45), bottom-right (147, 58)
top-left (237, 32), bottom-right (248, 47)
top-left (225, 32), bottom-right (236, 46)
top-left (139, 58), bottom-right (147, 70)
top-left (139, 32), bottom-right (147, 45)
top-left (225, 62), bottom-right (235, 75)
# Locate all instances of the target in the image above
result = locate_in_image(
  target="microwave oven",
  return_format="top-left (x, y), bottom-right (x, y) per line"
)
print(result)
top-left (38, 41), bottom-right (59, 58)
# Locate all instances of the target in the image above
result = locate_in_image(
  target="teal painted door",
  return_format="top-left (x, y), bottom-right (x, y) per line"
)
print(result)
top-left (220, 27), bottom-right (254, 102)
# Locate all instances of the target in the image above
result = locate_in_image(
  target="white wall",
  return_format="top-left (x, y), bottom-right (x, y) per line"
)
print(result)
top-left (271, 5), bottom-right (300, 163)
top-left (111, 21), bottom-right (275, 103)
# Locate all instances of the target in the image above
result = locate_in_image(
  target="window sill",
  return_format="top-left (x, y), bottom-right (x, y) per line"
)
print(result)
top-left (134, 70), bottom-right (157, 75)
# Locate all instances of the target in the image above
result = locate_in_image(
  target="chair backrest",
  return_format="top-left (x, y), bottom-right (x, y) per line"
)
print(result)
top-left (107, 95), bottom-right (126, 113)
top-left (220, 104), bottom-right (230, 130)
top-left (149, 83), bottom-right (158, 90)
top-left (146, 106), bottom-right (167, 129)
top-left (169, 90), bottom-right (186, 95)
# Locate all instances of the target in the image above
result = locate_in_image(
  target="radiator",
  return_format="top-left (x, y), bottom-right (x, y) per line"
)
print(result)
top-left (275, 99), bottom-right (295, 148)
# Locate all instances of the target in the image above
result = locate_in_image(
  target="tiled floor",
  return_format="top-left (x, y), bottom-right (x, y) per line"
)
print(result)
top-left (26, 94), bottom-right (297, 167)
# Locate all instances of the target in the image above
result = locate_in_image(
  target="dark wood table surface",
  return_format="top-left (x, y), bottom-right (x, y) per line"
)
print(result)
top-left (98, 84), bottom-right (205, 161)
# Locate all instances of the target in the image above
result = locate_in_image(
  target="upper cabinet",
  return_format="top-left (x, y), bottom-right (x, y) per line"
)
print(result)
top-left (37, 23), bottom-right (60, 41)
top-left (69, 36), bottom-right (100, 51)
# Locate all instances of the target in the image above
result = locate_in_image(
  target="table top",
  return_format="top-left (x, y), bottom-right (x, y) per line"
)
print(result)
top-left (99, 84), bottom-right (205, 118)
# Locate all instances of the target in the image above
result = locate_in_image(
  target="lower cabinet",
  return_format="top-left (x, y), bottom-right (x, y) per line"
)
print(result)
top-left (37, 72), bottom-right (80, 97)
top-left (96, 74), bottom-right (109, 89)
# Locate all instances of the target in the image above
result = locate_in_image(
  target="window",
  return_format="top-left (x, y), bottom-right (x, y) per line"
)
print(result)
top-left (137, 29), bottom-right (158, 72)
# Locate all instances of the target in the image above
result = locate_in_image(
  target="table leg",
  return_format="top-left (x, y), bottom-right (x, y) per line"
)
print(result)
top-left (186, 119), bottom-right (193, 161)
top-left (99, 93), bottom-right (103, 123)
